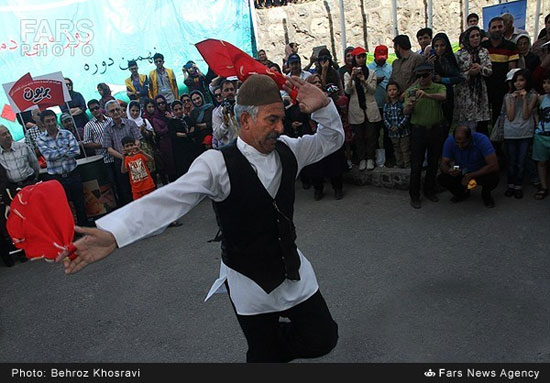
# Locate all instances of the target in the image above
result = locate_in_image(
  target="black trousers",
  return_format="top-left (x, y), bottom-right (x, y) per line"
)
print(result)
top-left (438, 172), bottom-right (500, 200)
top-left (113, 159), bottom-right (132, 206)
top-left (49, 171), bottom-right (88, 227)
top-left (312, 176), bottom-right (343, 192)
top-left (409, 124), bottom-right (444, 199)
top-left (230, 289), bottom-right (338, 363)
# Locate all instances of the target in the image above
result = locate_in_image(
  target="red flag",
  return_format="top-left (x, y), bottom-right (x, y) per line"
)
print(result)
top-left (1, 104), bottom-right (16, 122)
top-left (195, 39), bottom-right (296, 100)
top-left (6, 181), bottom-right (77, 262)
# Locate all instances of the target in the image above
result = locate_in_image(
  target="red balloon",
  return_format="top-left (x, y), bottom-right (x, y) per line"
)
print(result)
top-left (6, 180), bottom-right (76, 262)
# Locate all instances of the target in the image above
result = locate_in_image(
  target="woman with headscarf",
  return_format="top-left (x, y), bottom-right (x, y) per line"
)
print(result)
top-left (453, 26), bottom-right (493, 135)
top-left (516, 34), bottom-right (541, 74)
top-left (97, 83), bottom-right (116, 112)
top-left (338, 46), bottom-right (355, 84)
top-left (168, 100), bottom-right (201, 177)
top-left (315, 48), bottom-right (344, 93)
top-left (151, 94), bottom-right (177, 183)
top-left (429, 33), bottom-right (463, 132)
top-left (189, 90), bottom-right (214, 148)
top-left (344, 46), bottom-right (381, 171)
top-left (126, 100), bottom-right (156, 180)
top-left (180, 93), bottom-right (194, 119)
top-left (60, 77), bottom-right (89, 134)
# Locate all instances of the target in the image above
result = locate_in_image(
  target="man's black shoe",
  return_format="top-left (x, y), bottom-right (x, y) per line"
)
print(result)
top-left (314, 190), bottom-right (324, 201)
top-left (334, 189), bottom-right (343, 200)
top-left (410, 198), bottom-right (421, 209)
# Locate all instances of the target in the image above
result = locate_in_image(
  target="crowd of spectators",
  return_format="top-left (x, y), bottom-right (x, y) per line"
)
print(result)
top-left (1, 12), bottom-right (550, 267)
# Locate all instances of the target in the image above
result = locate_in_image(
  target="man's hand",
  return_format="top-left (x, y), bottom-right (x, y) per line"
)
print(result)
top-left (291, 121), bottom-right (303, 130)
top-left (416, 89), bottom-right (427, 99)
top-left (449, 168), bottom-right (461, 177)
top-left (461, 173), bottom-right (472, 187)
top-left (283, 76), bottom-right (330, 114)
top-left (60, 226), bottom-right (118, 274)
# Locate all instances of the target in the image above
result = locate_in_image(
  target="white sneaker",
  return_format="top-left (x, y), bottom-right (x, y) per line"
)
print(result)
top-left (367, 159), bottom-right (375, 170)
top-left (347, 160), bottom-right (353, 169)
top-left (359, 160), bottom-right (367, 171)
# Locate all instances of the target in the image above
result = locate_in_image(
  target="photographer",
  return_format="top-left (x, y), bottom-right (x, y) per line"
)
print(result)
top-left (212, 80), bottom-right (238, 149)
top-left (438, 125), bottom-right (499, 208)
top-left (183, 60), bottom-right (210, 101)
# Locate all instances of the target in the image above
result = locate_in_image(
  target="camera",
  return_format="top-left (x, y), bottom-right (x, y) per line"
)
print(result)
top-left (221, 98), bottom-right (235, 109)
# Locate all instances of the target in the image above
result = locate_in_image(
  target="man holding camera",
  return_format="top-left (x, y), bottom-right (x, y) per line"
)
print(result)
top-left (438, 125), bottom-right (499, 208)
top-left (404, 61), bottom-right (446, 209)
top-left (212, 79), bottom-right (238, 148)
top-left (183, 60), bottom-right (209, 97)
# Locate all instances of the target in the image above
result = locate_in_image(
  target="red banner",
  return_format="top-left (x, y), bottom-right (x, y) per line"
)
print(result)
top-left (8, 73), bottom-right (65, 112)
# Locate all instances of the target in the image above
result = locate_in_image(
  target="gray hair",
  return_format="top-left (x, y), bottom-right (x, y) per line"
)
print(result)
top-left (104, 100), bottom-right (119, 112)
top-left (502, 13), bottom-right (514, 23)
top-left (234, 103), bottom-right (259, 128)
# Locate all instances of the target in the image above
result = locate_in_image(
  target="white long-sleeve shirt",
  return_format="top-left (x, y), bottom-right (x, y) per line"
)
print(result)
top-left (96, 100), bottom-right (344, 315)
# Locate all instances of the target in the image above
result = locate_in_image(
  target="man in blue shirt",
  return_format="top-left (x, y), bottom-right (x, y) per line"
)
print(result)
top-left (438, 125), bottom-right (500, 208)
top-left (37, 110), bottom-right (88, 226)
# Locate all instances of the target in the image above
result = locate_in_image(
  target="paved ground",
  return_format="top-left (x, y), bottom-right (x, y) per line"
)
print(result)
top-left (1, 179), bottom-right (549, 363)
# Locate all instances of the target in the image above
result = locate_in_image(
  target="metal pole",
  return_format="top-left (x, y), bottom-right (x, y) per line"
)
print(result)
top-left (535, 0), bottom-right (541, 39)
top-left (338, 0), bottom-right (347, 62)
top-left (392, 0), bottom-right (398, 37)
top-left (64, 102), bottom-right (87, 158)
top-left (248, 0), bottom-right (260, 55)
top-left (465, 0), bottom-right (469, 29)
top-left (427, 0), bottom-right (433, 29)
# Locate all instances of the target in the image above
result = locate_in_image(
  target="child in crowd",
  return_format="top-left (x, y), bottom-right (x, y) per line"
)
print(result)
top-left (503, 69), bottom-right (538, 199)
top-left (121, 136), bottom-right (156, 201)
top-left (532, 73), bottom-right (550, 200)
top-left (383, 81), bottom-right (410, 168)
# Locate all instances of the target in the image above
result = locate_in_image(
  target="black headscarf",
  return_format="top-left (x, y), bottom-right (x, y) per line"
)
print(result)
top-left (432, 33), bottom-right (459, 77)
top-left (351, 55), bottom-right (369, 111)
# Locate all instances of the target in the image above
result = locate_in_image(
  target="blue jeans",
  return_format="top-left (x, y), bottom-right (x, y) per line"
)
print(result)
top-left (505, 138), bottom-right (531, 187)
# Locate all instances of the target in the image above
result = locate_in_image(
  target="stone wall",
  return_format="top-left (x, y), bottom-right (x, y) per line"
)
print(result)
top-left (254, 0), bottom-right (550, 67)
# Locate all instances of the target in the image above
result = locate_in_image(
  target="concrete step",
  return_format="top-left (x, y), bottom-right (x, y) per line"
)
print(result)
top-left (343, 165), bottom-right (413, 191)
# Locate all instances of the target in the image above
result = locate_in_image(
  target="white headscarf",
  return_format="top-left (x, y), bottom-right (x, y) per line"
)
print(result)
top-left (126, 101), bottom-right (154, 131)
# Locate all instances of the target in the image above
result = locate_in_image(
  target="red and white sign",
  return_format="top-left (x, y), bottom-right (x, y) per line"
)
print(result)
top-left (2, 71), bottom-right (71, 113)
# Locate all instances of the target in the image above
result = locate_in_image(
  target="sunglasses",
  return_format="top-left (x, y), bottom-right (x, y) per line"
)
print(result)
top-left (416, 72), bottom-right (432, 79)
top-left (182, 99), bottom-right (191, 103)
top-left (90, 106), bottom-right (100, 111)
top-left (109, 108), bottom-right (122, 113)
top-left (215, 94), bottom-right (222, 98)
top-left (65, 83), bottom-right (72, 87)
top-left (155, 60), bottom-right (163, 63)
top-left (157, 101), bottom-right (166, 105)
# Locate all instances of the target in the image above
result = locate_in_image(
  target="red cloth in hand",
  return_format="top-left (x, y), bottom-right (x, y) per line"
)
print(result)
top-left (6, 180), bottom-right (76, 262)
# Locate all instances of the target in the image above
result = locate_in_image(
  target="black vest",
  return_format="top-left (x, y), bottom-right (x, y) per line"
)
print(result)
top-left (213, 141), bottom-right (301, 294)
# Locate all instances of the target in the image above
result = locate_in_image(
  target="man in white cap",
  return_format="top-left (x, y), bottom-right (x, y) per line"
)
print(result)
top-left (62, 74), bottom-right (344, 363)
